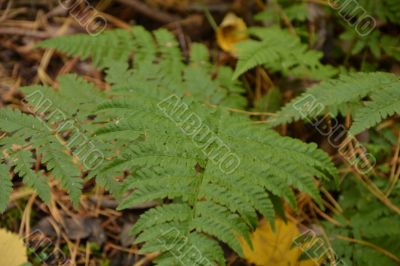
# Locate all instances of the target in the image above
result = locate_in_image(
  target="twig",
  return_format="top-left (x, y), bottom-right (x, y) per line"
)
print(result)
top-left (99, 11), bottom-right (131, 29)
top-left (134, 252), bottom-right (160, 266)
top-left (115, 0), bottom-right (180, 23)
top-left (0, 0), bottom-right (12, 22)
top-left (187, 3), bottom-right (230, 12)
top-left (0, 27), bottom-right (50, 38)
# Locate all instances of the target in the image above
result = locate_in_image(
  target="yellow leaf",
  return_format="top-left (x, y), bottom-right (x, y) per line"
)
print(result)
top-left (0, 228), bottom-right (28, 266)
top-left (239, 219), bottom-right (318, 266)
top-left (216, 13), bottom-right (248, 54)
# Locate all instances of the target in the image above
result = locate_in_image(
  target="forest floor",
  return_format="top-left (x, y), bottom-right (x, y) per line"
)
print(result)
top-left (0, 0), bottom-right (399, 266)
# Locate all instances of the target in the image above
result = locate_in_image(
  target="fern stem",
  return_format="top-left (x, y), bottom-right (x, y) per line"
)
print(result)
top-left (342, 135), bottom-right (400, 214)
top-left (258, 67), bottom-right (275, 88)
top-left (336, 235), bottom-right (400, 264)
top-left (386, 133), bottom-right (400, 196)
top-left (134, 252), bottom-right (160, 266)
top-left (199, 1), bottom-right (218, 31)
top-left (354, 172), bottom-right (400, 215)
top-left (19, 193), bottom-right (36, 236)
top-left (311, 202), bottom-right (343, 226)
top-left (270, 0), bottom-right (297, 35)
top-left (10, 187), bottom-right (35, 202)
top-left (321, 187), bottom-right (343, 213)
top-left (303, 0), bottom-right (331, 6)
top-left (252, 120), bottom-right (271, 124)
top-left (207, 103), bottom-right (277, 116)
top-left (227, 109), bottom-right (276, 116)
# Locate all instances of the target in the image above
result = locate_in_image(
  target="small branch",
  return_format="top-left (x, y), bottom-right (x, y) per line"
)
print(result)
top-left (0, 27), bottom-right (51, 38)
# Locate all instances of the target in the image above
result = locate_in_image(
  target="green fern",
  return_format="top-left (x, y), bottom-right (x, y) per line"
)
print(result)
top-left (2, 26), bottom-right (341, 265)
top-left (270, 72), bottom-right (400, 135)
top-left (92, 87), bottom-right (338, 265)
top-left (233, 27), bottom-right (337, 80)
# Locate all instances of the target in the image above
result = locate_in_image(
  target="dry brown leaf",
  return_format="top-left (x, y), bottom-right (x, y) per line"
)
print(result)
top-left (0, 228), bottom-right (28, 266)
top-left (239, 219), bottom-right (318, 266)
top-left (216, 12), bottom-right (248, 54)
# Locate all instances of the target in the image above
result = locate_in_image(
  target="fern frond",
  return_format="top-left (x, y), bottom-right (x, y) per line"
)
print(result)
top-left (233, 27), bottom-right (337, 80)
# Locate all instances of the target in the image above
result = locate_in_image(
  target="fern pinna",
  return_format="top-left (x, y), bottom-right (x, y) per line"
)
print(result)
top-left (0, 27), bottom-right (339, 265)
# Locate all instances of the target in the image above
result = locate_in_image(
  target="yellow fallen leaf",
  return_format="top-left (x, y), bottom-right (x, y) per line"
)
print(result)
top-left (239, 219), bottom-right (318, 266)
top-left (216, 13), bottom-right (248, 54)
top-left (0, 228), bottom-right (28, 266)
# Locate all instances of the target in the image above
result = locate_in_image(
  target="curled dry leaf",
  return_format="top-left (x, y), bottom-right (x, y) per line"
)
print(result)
top-left (0, 228), bottom-right (28, 266)
top-left (239, 219), bottom-right (318, 266)
top-left (216, 12), bottom-right (248, 54)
